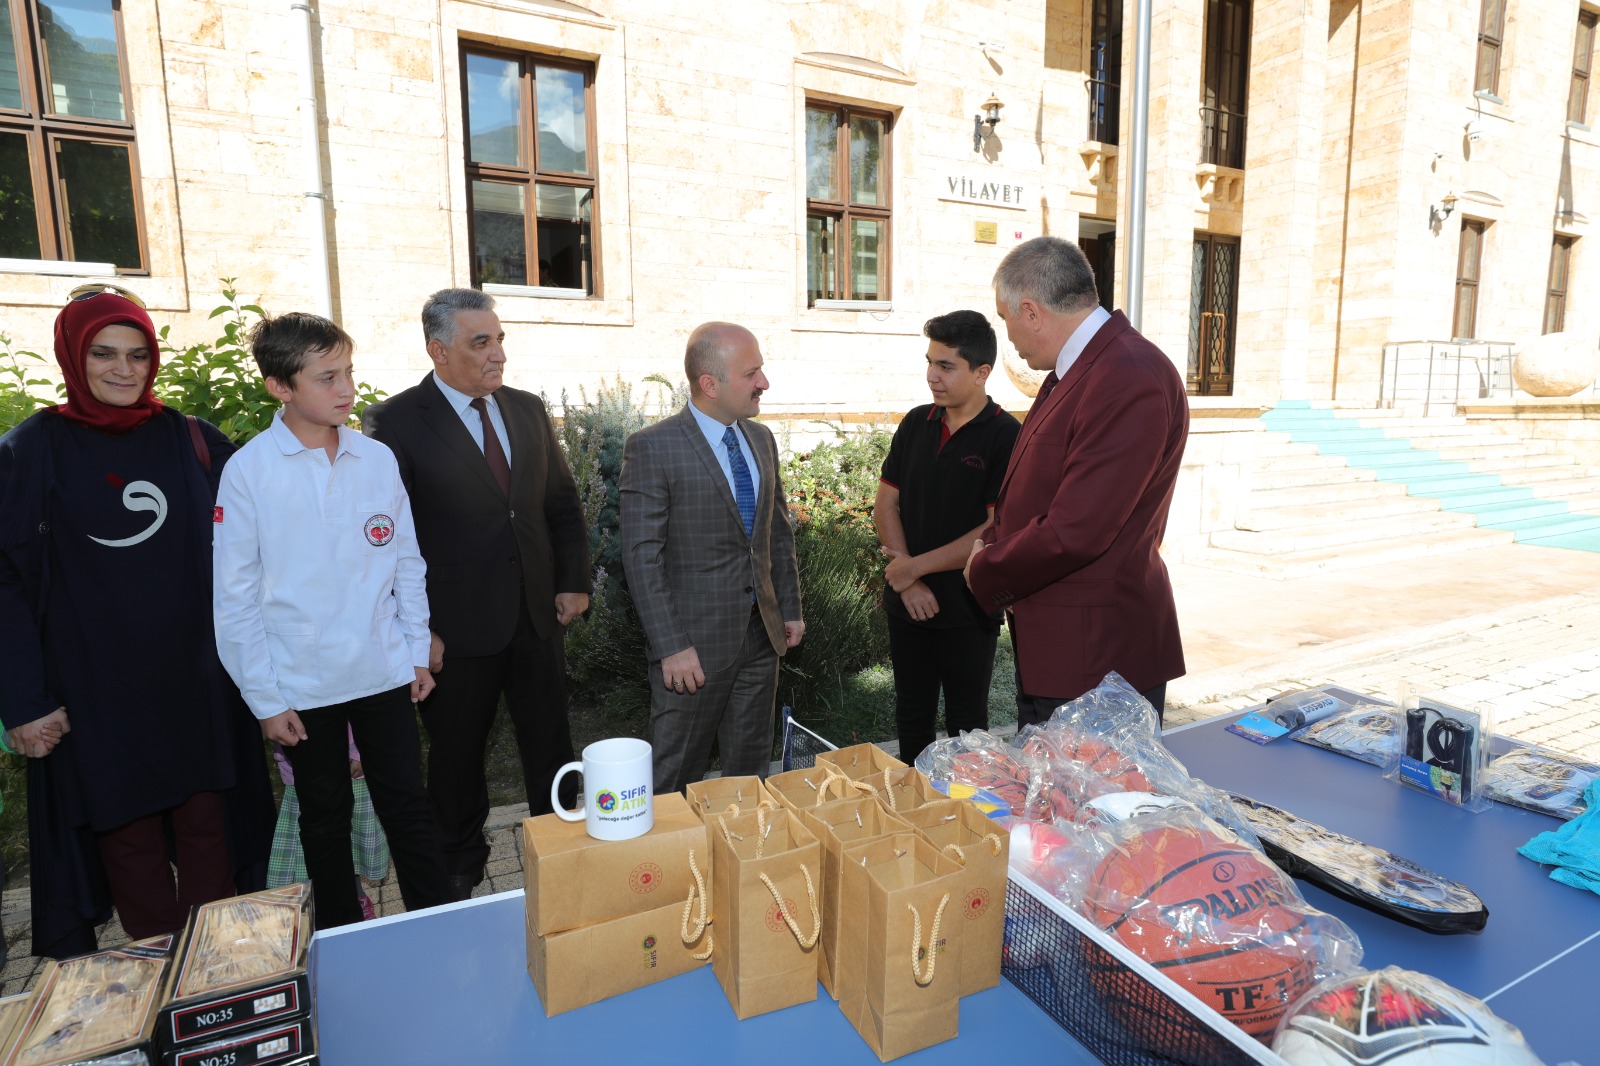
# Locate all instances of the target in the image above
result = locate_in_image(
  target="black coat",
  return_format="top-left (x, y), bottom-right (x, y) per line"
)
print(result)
top-left (366, 376), bottom-right (590, 656)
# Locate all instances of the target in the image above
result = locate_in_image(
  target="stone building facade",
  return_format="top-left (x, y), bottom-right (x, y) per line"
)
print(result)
top-left (2, 1), bottom-right (1595, 487)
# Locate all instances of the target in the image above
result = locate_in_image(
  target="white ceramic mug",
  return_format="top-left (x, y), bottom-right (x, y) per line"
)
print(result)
top-left (551, 737), bottom-right (654, 840)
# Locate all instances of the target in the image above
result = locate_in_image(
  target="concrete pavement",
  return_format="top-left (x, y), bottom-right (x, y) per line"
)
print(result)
top-left (5, 539), bottom-right (1599, 994)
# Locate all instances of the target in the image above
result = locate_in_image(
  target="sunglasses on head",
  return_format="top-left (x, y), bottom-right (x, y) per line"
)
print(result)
top-left (66, 282), bottom-right (146, 309)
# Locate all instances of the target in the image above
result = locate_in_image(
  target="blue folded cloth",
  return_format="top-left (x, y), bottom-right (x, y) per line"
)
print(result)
top-left (1518, 779), bottom-right (1600, 896)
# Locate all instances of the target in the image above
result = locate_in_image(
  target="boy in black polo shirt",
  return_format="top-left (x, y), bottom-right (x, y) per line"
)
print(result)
top-left (874, 310), bottom-right (1021, 761)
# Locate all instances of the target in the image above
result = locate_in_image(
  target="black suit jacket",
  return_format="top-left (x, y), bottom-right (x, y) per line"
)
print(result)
top-left (366, 374), bottom-right (590, 655)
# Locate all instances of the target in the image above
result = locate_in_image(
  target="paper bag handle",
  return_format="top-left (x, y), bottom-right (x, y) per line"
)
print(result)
top-left (908, 893), bottom-right (951, 987)
top-left (550, 761), bottom-right (584, 821)
top-left (680, 848), bottom-right (713, 960)
top-left (760, 864), bottom-right (820, 949)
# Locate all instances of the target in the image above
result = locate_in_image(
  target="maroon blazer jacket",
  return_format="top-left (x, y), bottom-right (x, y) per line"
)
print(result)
top-left (967, 311), bottom-right (1188, 700)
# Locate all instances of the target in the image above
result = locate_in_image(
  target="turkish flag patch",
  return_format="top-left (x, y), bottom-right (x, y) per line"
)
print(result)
top-left (212, 506), bottom-right (224, 524)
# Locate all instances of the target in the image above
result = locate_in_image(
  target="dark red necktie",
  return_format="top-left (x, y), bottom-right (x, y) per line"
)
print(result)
top-left (469, 396), bottom-right (511, 496)
top-left (1034, 370), bottom-right (1060, 406)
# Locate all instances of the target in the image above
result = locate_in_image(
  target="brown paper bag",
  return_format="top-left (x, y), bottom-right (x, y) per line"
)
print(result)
top-left (836, 833), bottom-right (966, 1061)
top-left (799, 797), bottom-right (914, 999)
top-left (525, 897), bottom-right (709, 1016)
top-left (684, 775), bottom-right (778, 822)
top-left (766, 765), bottom-right (872, 814)
top-left (899, 799), bottom-right (1010, 995)
top-left (871, 766), bottom-right (943, 817)
top-left (709, 806), bottom-right (823, 1019)
top-left (523, 792), bottom-right (709, 935)
top-left (817, 742), bottom-right (907, 783)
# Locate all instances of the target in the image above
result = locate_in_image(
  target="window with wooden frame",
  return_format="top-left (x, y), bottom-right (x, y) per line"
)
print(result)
top-left (1476, 0), bottom-right (1507, 96)
top-left (1544, 235), bottom-right (1574, 335)
top-left (0, 0), bottom-right (147, 271)
top-left (1199, 0), bottom-right (1250, 168)
top-left (804, 101), bottom-right (891, 305)
top-left (1087, 0), bottom-right (1123, 144)
top-left (1570, 9), bottom-right (1597, 124)
top-left (1453, 219), bottom-right (1487, 341)
top-left (462, 45), bottom-right (597, 293)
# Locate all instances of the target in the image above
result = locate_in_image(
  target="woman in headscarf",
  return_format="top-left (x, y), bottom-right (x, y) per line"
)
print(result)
top-left (0, 285), bottom-right (274, 958)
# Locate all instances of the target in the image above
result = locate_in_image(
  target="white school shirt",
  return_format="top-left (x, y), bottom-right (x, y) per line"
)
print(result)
top-left (433, 371), bottom-right (513, 469)
top-left (212, 411), bottom-right (431, 720)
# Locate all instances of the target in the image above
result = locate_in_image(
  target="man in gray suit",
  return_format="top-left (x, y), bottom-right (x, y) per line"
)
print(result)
top-left (620, 322), bottom-right (804, 793)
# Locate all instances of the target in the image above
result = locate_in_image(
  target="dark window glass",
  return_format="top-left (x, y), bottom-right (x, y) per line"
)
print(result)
top-left (1200, 0), bottom-right (1250, 167)
top-left (804, 101), bottom-right (892, 304)
top-left (1088, 0), bottom-right (1123, 143)
top-left (1453, 220), bottom-right (1486, 340)
top-left (0, 129), bottom-right (41, 257)
top-left (0, 0), bottom-right (144, 269)
top-left (462, 46), bottom-right (597, 293)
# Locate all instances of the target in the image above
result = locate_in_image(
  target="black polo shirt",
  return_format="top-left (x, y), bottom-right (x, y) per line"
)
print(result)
top-left (879, 398), bottom-right (1020, 630)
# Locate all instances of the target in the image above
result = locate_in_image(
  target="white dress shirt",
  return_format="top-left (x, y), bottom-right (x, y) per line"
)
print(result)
top-left (433, 371), bottom-right (512, 469)
top-left (688, 399), bottom-right (761, 502)
top-left (1054, 304), bottom-right (1112, 380)
top-left (213, 411), bottom-right (431, 719)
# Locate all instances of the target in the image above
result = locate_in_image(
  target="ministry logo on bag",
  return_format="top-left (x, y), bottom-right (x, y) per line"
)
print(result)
top-left (964, 886), bottom-right (991, 919)
top-left (364, 514), bottom-right (394, 546)
top-left (629, 863), bottom-right (662, 894)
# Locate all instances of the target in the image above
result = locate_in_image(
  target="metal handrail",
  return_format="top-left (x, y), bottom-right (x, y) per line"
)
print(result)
top-left (1085, 75), bottom-right (1120, 144)
top-left (1378, 339), bottom-right (1524, 415)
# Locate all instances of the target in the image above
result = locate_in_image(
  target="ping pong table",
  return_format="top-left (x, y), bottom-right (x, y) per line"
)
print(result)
top-left (311, 888), bottom-right (1104, 1064)
top-left (1162, 712), bottom-right (1596, 1066)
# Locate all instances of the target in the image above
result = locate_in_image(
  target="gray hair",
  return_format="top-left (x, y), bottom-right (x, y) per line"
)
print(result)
top-left (421, 288), bottom-right (496, 346)
top-left (684, 321), bottom-right (750, 393)
top-left (992, 236), bottom-right (1100, 317)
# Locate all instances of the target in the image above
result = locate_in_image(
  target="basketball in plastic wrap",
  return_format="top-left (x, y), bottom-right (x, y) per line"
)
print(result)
top-left (1274, 967), bottom-right (1546, 1065)
top-left (1085, 819), bottom-right (1330, 1042)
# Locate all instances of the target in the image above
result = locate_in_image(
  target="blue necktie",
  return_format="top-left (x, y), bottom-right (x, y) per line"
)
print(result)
top-left (722, 425), bottom-right (756, 538)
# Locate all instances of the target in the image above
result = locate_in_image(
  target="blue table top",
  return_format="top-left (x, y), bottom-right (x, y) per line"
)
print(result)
top-left (1162, 715), bottom-right (1599, 1066)
top-left (311, 888), bottom-right (1102, 1065)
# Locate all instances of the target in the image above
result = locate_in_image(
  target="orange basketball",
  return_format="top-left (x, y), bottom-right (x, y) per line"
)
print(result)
top-left (1085, 822), bottom-right (1322, 1042)
top-left (1026, 728), bottom-right (1154, 801)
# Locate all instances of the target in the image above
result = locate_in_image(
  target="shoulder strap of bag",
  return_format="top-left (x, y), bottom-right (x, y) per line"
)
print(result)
top-left (186, 414), bottom-right (212, 473)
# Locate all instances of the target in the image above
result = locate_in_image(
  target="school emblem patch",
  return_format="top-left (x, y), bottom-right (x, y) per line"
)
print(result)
top-left (364, 514), bottom-right (394, 546)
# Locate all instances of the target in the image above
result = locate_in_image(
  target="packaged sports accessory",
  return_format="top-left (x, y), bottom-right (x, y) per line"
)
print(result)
top-left (1486, 742), bottom-right (1598, 820)
top-left (1389, 687), bottom-right (1493, 812)
top-left (1294, 702), bottom-right (1399, 767)
top-left (1229, 794), bottom-right (1488, 934)
top-left (1274, 966), bottom-right (1545, 1064)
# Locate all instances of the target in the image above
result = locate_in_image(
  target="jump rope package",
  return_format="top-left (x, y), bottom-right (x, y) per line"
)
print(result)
top-left (1485, 741), bottom-right (1599, 820)
top-left (1388, 686), bottom-right (1493, 812)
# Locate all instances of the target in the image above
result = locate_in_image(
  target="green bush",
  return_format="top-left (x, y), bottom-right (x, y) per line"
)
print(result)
top-left (156, 280), bottom-right (385, 442)
top-left (0, 335), bottom-right (59, 435)
top-left (776, 427), bottom-right (895, 744)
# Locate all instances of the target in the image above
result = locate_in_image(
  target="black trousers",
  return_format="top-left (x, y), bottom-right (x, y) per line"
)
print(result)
top-left (1017, 682), bottom-right (1168, 730)
top-left (420, 604), bottom-right (574, 879)
top-left (282, 684), bottom-right (448, 929)
top-left (886, 614), bottom-right (999, 765)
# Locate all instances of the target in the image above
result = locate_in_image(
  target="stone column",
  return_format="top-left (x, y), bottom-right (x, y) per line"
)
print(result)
top-left (1235, 0), bottom-right (1330, 403)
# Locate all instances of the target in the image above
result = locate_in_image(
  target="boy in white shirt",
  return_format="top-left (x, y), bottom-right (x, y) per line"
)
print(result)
top-left (213, 312), bottom-right (447, 928)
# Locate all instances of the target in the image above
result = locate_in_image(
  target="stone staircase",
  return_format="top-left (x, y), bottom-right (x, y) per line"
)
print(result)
top-left (1188, 401), bottom-right (1600, 577)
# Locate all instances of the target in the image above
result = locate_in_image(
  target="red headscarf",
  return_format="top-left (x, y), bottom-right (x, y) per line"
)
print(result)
top-left (52, 291), bottom-right (165, 434)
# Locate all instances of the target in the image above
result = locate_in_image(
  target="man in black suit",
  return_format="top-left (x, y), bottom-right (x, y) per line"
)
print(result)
top-left (366, 288), bottom-right (590, 901)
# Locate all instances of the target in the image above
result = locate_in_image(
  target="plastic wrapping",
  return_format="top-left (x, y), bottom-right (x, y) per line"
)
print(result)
top-left (913, 730), bottom-right (1036, 816)
top-left (11, 937), bottom-right (171, 1066)
top-left (1485, 741), bottom-right (1598, 820)
top-left (1389, 687), bottom-right (1494, 812)
top-left (1294, 702), bottom-right (1399, 767)
top-left (1274, 966), bottom-right (1546, 1064)
top-left (1229, 793), bottom-right (1488, 934)
top-left (1077, 802), bottom-right (1363, 1043)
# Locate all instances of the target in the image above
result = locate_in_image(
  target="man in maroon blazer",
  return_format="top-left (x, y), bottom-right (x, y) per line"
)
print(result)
top-left (964, 236), bottom-right (1188, 725)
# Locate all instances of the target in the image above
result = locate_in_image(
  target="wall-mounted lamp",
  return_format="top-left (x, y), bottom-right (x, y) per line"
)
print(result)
top-left (973, 93), bottom-right (1004, 152)
top-left (1429, 192), bottom-right (1458, 226)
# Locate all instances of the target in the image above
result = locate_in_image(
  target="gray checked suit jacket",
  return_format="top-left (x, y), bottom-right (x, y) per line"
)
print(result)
top-left (619, 405), bottom-right (801, 674)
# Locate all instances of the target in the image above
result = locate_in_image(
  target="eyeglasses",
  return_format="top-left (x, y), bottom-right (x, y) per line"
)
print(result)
top-left (66, 282), bottom-right (146, 309)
